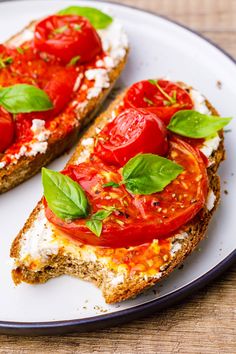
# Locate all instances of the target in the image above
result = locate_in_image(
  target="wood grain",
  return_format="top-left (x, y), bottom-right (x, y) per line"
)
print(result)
top-left (0, 0), bottom-right (235, 353)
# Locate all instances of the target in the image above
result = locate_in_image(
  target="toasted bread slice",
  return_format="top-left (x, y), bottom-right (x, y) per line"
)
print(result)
top-left (0, 16), bottom-right (128, 193)
top-left (10, 84), bottom-right (225, 304)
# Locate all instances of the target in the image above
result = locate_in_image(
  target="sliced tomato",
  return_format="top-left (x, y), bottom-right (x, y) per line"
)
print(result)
top-left (43, 67), bottom-right (78, 117)
top-left (34, 15), bottom-right (102, 63)
top-left (17, 67), bottom-right (78, 121)
top-left (0, 107), bottom-right (14, 152)
top-left (123, 80), bottom-right (194, 125)
top-left (45, 138), bottom-right (208, 248)
top-left (94, 108), bottom-right (168, 166)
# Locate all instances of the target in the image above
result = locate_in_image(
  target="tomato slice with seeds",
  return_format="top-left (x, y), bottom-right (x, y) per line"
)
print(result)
top-left (45, 138), bottom-right (208, 248)
top-left (94, 108), bottom-right (168, 166)
top-left (123, 80), bottom-right (193, 125)
top-left (34, 15), bottom-right (102, 64)
top-left (0, 107), bottom-right (14, 153)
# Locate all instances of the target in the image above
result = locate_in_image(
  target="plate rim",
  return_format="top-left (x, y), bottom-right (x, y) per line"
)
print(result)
top-left (0, 0), bottom-right (235, 335)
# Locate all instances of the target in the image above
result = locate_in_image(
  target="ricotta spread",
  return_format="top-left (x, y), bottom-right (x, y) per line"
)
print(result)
top-left (8, 119), bottom-right (50, 163)
top-left (190, 88), bottom-right (221, 158)
top-left (200, 135), bottom-right (221, 158)
top-left (85, 68), bottom-right (110, 99)
top-left (190, 88), bottom-right (210, 114)
top-left (206, 189), bottom-right (216, 211)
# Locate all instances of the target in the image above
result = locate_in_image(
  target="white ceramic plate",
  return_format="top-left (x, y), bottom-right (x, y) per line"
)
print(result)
top-left (0, 0), bottom-right (235, 335)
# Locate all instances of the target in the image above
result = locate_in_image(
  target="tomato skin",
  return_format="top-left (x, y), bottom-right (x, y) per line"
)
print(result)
top-left (0, 107), bottom-right (14, 153)
top-left (39, 67), bottom-right (78, 119)
top-left (123, 80), bottom-right (194, 125)
top-left (94, 108), bottom-right (168, 166)
top-left (34, 15), bottom-right (102, 64)
top-left (17, 67), bottom-right (78, 121)
top-left (43, 67), bottom-right (78, 117)
top-left (45, 138), bottom-right (208, 248)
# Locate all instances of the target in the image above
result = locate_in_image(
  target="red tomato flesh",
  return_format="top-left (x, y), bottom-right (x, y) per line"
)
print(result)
top-left (0, 107), bottom-right (14, 153)
top-left (94, 108), bottom-right (168, 166)
top-left (45, 137), bottom-right (208, 248)
top-left (34, 15), bottom-right (102, 64)
top-left (18, 67), bottom-right (78, 121)
top-left (123, 80), bottom-right (194, 125)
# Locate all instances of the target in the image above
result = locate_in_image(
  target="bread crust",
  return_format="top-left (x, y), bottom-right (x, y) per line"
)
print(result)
top-left (0, 20), bottom-right (128, 193)
top-left (10, 85), bottom-right (225, 304)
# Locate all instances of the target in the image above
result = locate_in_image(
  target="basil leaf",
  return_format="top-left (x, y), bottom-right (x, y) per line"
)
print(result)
top-left (86, 219), bottom-right (102, 237)
top-left (58, 6), bottom-right (113, 29)
top-left (167, 110), bottom-right (232, 138)
top-left (91, 209), bottom-right (113, 221)
top-left (0, 56), bottom-right (13, 69)
top-left (42, 168), bottom-right (89, 220)
top-left (0, 84), bottom-right (53, 114)
top-left (122, 154), bottom-right (184, 195)
top-left (148, 79), bottom-right (157, 86)
top-left (86, 208), bottom-right (114, 237)
top-left (67, 55), bottom-right (81, 67)
top-left (102, 181), bottom-right (120, 188)
top-left (16, 47), bottom-right (24, 55)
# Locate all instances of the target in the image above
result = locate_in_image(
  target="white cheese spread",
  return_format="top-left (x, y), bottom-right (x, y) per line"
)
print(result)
top-left (98, 19), bottom-right (128, 66)
top-left (19, 209), bottom-right (59, 264)
top-left (190, 88), bottom-right (221, 158)
top-left (85, 68), bottom-right (110, 99)
top-left (206, 189), bottom-right (216, 211)
top-left (170, 232), bottom-right (188, 257)
top-left (8, 119), bottom-right (50, 163)
top-left (200, 135), bottom-right (221, 158)
top-left (9, 28), bottom-right (34, 47)
top-left (84, 17), bottom-right (128, 100)
top-left (190, 88), bottom-right (210, 114)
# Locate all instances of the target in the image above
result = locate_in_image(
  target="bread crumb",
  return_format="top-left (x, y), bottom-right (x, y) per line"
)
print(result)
top-left (216, 80), bottom-right (222, 89)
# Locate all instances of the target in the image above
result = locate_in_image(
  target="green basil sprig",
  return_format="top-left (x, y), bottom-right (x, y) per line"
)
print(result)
top-left (0, 56), bottom-right (13, 69)
top-left (58, 6), bottom-right (113, 29)
top-left (86, 207), bottom-right (115, 237)
top-left (0, 84), bottom-right (53, 114)
top-left (167, 110), bottom-right (232, 138)
top-left (42, 168), bottom-right (89, 220)
top-left (122, 154), bottom-right (184, 195)
top-left (102, 181), bottom-right (120, 188)
top-left (67, 55), bottom-right (81, 67)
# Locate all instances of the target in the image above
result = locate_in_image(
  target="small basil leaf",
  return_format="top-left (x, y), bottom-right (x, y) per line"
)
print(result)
top-left (0, 84), bottom-right (53, 114)
top-left (16, 47), bottom-right (24, 55)
top-left (167, 110), bottom-right (232, 138)
top-left (102, 181), bottom-right (120, 188)
top-left (92, 209), bottom-right (114, 221)
top-left (122, 154), bottom-right (184, 195)
top-left (0, 56), bottom-right (13, 69)
top-left (67, 55), bottom-right (81, 67)
top-left (58, 6), bottom-right (113, 29)
top-left (148, 79), bottom-right (157, 85)
top-left (85, 207), bottom-right (114, 237)
top-left (42, 168), bottom-right (89, 220)
top-left (86, 219), bottom-right (102, 237)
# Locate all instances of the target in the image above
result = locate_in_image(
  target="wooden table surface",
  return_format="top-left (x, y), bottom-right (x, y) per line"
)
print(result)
top-left (0, 0), bottom-right (236, 352)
